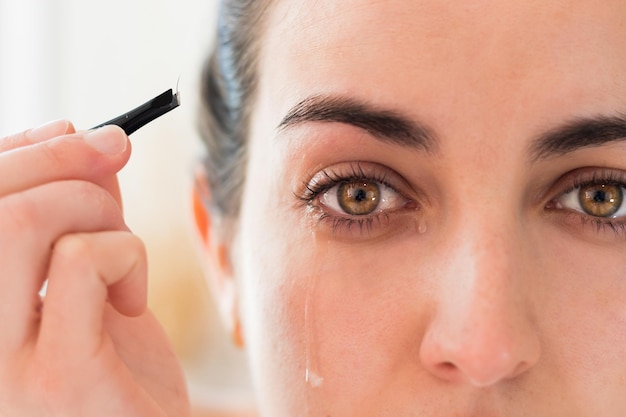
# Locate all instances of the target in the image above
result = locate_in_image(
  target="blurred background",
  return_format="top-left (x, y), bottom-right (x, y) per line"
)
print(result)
top-left (0, 0), bottom-right (254, 415)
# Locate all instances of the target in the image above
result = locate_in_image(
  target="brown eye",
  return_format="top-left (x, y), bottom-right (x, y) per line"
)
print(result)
top-left (337, 181), bottom-right (380, 215)
top-left (579, 183), bottom-right (623, 217)
top-left (317, 174), bottom-right (408, 218)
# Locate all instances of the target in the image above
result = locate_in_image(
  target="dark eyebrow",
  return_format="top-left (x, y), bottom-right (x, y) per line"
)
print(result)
top-left (530, 115), bottom-right (626, 161)
top-left (278, 96), bottom-right (626, 160)
top-left (277, 95), bottom-right (438, 153)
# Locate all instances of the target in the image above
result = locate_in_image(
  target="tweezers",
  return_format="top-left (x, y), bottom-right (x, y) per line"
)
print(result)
top-left (91, 88), bottom-right (180, 135)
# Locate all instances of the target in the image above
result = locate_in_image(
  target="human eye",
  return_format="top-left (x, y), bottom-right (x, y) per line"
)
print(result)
top-left (547, 168), bottom-right (626, 237)
top-left (297, 162), bottom-right (419, 238)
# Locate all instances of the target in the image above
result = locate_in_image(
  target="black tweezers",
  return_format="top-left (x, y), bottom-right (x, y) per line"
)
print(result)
top-left (92, 88), bottom-right (180, 135)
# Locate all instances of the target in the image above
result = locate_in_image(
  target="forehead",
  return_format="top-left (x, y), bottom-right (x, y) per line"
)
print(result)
top-left (257, 0), bottom-right (626, 137)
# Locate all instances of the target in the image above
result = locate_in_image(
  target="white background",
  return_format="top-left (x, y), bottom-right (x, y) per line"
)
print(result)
top-left (0, 0), bottom-right (253, 412)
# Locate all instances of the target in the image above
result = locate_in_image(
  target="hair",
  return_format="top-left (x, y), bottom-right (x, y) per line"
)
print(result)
top-left (197, 0), bottom-right (272, 218)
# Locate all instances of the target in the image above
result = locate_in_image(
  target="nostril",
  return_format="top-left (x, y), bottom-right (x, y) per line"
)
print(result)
top-left (434, 361), bottom-right (460, 380)
top-left (440, 362), bottom-right (455, 371)
top-left (509, 360), bottom-right (532, 379)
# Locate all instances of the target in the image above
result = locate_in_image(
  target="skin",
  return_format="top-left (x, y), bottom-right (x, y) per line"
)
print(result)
top-left (0, 122), bottom-right (189, 416)
top-left (198, 0), bottom-right (626, 416)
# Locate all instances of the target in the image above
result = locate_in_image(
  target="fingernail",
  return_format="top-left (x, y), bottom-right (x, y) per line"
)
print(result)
top-left (26, 120), bottom-right (71, 142)
top-left (85, 125), bottom-right (128, 155)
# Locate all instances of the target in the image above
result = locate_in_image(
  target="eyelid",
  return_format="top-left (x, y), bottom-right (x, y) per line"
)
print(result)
top-left (299, 161), bottom-right (422, 206)
top-left (547, 167), bottom-right (626, 199)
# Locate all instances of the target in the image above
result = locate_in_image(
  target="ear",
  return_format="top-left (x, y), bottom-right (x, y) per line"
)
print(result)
top-left (192, 168), bottom-right (244, 348)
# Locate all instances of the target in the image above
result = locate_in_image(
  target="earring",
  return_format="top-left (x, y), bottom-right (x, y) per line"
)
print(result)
top-left (232, 317), bottom-right (245, 348)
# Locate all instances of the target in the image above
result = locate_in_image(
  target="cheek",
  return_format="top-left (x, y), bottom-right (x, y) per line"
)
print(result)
top-left (237, 181), bottom-right (434, 414)
top-left (235, 168), bottom-right (314, 414)
top-left (536, 234), bottom-right (626, 405)
top-left (235, 107), bottom-right (432, 413)
top-left (306, 247), bottom-right (418, 391)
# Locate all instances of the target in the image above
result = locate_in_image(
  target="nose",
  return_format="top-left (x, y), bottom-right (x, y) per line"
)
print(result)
top-left (419, 221), bottom-right (541, 387)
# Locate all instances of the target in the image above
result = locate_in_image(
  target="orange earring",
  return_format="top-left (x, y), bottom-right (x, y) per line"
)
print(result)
top-left (232, 317), bottom-right (245, 348)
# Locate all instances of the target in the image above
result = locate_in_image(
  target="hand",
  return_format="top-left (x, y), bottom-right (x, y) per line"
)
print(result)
top-left (0, 121), bottom-right (190, 417)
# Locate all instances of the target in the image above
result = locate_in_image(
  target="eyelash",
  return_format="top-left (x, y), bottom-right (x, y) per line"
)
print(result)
top-left (548, 168), bottom-right (626, 236)
top-left (297, 162), bottom-right (412, 234)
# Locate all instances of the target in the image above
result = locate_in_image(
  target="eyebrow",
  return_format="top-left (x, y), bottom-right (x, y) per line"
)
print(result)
top-left (277, 95), bottom-right (438, 153)
top-left (530, 115), bottom-right (626, 160)
top-left (278, 95), bottom-right (626, 161)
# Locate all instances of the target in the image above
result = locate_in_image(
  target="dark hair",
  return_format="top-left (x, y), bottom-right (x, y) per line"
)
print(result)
top-left (198, 0), bottom-right (272, 218)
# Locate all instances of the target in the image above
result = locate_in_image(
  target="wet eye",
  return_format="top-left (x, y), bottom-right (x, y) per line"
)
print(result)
top-left (320, 180), bottom-right (405, 216)
top-left (337, 181), bottom-right (379, 215)
top-left (556, 182), bottom-right (626, 218)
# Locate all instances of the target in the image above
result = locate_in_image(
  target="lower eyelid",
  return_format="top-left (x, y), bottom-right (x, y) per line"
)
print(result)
top-left (311, 208), bottom-right (420, 239)
top-left (559, 211), bottom-right (626, 238)
top-left (545, 192), bottom-right (626, 240)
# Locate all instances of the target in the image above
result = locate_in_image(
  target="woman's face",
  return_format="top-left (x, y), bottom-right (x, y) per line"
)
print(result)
top-left (228, 0), bottom-right (626, 415)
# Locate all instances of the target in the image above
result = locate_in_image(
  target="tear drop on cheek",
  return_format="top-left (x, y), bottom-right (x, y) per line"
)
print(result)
top-left (417, 220), bottom-right (428, 234)
top-left (306, 368), bottom-right (324, 388)
top-left (304, 230), bottom-right (327, 414)
top-left (304, 270), bottom-right (324, 393)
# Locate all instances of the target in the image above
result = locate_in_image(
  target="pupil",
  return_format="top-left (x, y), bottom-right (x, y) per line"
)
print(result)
top-left (593, 190), bottom-right (607, 203)
top-left (354, 189), bottom-right (367, 202)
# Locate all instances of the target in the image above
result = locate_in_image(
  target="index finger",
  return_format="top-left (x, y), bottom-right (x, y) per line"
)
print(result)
top-left (0, 120), bottom-right (75, 153)
top-left (0, 125), bottom-right (130, 199)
